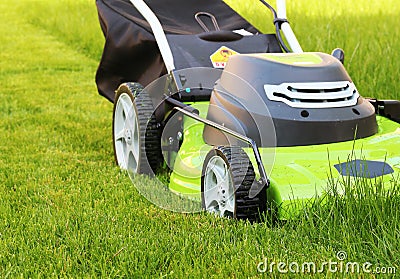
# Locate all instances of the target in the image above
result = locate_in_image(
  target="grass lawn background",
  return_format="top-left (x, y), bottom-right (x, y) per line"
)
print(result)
top-left (0, 0), bottom-right (399, 277)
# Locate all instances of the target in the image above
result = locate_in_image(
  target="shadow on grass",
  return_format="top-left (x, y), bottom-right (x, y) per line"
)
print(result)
top-left (128, 172), bottom-right (203, 214)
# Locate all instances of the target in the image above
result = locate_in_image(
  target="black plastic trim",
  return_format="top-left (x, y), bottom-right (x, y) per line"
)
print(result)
top-left (367, 99), bottom-right (400, 123)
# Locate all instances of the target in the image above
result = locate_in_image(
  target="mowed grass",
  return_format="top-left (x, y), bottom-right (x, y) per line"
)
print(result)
top-left (0, 0), bottom-right (399, 277)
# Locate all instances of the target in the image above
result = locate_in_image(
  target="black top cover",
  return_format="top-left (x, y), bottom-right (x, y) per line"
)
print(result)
top-left (95, 0), bottom-right (261, 102)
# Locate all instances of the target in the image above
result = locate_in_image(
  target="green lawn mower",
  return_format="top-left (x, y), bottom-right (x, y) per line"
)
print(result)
top-left (95, 0), bottom-right (400, 221)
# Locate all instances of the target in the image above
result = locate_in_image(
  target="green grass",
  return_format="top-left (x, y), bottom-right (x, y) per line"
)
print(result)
top-left (0, 0), bottom-right (399, 277)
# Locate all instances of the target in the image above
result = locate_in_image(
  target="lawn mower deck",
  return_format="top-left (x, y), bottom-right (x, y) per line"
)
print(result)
top-left (95, 0), bottom-right (400, 221)
top-left (169, 108), bottom-right (400, 219)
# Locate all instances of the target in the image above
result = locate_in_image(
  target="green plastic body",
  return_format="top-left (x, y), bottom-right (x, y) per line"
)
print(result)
top-left (169, 102), bottom-right (400, 219)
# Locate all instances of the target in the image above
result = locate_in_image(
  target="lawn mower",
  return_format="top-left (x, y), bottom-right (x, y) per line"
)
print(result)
top-left (95, 0), bottom-right (400, 221)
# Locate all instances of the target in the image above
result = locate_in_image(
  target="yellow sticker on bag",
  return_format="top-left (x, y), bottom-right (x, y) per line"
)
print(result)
top-left (210, 46), bottom-right (239, 68)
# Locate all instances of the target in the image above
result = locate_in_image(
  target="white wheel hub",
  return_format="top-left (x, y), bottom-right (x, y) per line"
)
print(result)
top-left (203, 155), bottom-right (235, 217)
top-left (114, 93), bottom-right (140, 172)
top-left (124, 128), bottom-right (133, 145)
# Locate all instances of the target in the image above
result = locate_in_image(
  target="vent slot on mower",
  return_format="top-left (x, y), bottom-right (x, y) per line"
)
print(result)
top-left (265, 81), bottom-right (359, 108)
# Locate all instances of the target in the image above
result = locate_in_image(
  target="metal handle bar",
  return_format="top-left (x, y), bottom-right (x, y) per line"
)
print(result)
top-left (172, 106), bottom-right (270, 198)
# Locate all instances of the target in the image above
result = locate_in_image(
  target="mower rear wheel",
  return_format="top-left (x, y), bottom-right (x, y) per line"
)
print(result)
top-left (112, 82), bottom-right (161, 175)
top-left (201, 146), bottom-right (266, 221)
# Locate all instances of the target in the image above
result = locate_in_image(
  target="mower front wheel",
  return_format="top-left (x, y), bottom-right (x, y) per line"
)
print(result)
top-left (112, 82), bottom-right (161, 175)
top-left (201, 146), bottom-right (266, 221)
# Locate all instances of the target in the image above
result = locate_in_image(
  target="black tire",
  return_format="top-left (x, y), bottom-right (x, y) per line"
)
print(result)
top-left (112, 82), bottom-right (161, 175)
top-left (201, 146), bottom-right (266, 221)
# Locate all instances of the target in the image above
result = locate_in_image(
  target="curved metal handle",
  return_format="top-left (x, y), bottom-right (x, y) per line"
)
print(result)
top-left (172, 105), bottom-right (270, 198)
top-left (129, 0), bottom-right (176, 72)
top-left (194, 12), bottom-right (220, 32)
